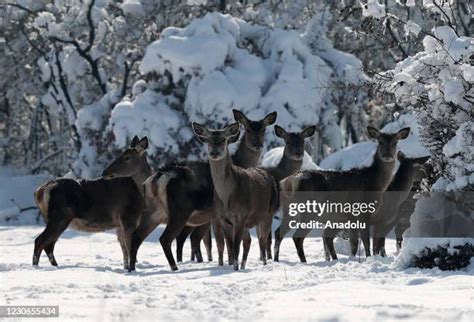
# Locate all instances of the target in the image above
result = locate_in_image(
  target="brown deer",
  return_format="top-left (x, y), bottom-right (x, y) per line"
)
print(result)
top-left (262, 125), bottom-right (316, 259)
top-left (372, 152), bottom-right (429, 256)
top-left (33, 136), bottom-right (148, 270)
top-left (175, 110), bottom-right (277, 263)
top-left (192, 122), bottom-right (279, 270)
top-left (103, 111), bottom-right (277, 271)
top-left (277, 126), bottom-right (410, 262)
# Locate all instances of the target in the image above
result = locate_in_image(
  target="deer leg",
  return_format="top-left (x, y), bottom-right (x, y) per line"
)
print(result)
top-left (160, 220), bottom-right (186, 271)
top-left (42, 220), bottom-right (69, 267)
top-left (122, 228), bottom-right (134, 272)
top-left (259, 222), bottom-right (271, 264)
top-left (225, 232), bottom-right (234, 266)
top-left (292, 228), bottom-right (310, 263)
top-left (273, 223), bottom-right (291, 262)
top-left (33, 214), bottom-right (71, 266)
top-left (266, 230), bottom-right (272, 260)
top-left (129, 218), bottom-right (160, 271)
top-left (396, 238), bottom-right (403, 251)
top-left (203, 225), bottom-right (213, 262)
top-left (190, 224), bottom-right (210, 263)
top-left (43, 243), bottom-right (58, 267)
top-left (360, 228), bottom-right (371, 257)
top-left (176, 226), bottom-right (193, 263)
top-left (380, 238), bottom-right (387, 257)
top-left (232, 223), bottom-right (244, 271)
top-left (323, 239), bottom-right (331, 261)
top-left (190, 236), bottom-right (203, 263)
top-left (117, 230), bottom-right (129, 270)
top-left (349, 229), bottom-right (359, 256)
top-left (213, 220), bottom-right (225, 266)
top-left (323, 228), bottom-right (338, 261)
top-left (240, 230), bottom-right (251, 269)
top-left (395, 218), bottom-right (409, 251)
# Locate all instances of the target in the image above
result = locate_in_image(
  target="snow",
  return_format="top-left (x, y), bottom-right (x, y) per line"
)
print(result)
top-left (0, 225), bottom-right (472, 321)
top-left (360, 0), bottom-right (386, 19)
top-left (113, 12), bottom-right (366, 161)
top-left (121, 0), bottom-right (145, 17)
top-left (404, 20), bottom-right (421, 37)
top-left (109, 89), bottom-right (182, 156)
top-left (261, 147), bottom-right (320, 170)
top-left (395, 238), bottom-right (474, 269)
top-left (0, 168), bottom-right (49, 224)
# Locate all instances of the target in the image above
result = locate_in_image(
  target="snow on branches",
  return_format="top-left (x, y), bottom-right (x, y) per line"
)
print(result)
top-left (108, 13), bottom-right (368, 167)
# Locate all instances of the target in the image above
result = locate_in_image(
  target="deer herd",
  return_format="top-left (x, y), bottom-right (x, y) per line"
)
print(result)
top-left (33, 110), bottom-right (429, 272)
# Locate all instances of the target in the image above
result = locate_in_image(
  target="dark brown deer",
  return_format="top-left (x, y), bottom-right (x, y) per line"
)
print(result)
top-left (103, 111), bottom-right (277, 271)
top-left (261, 125), bottom-right (316, 259)
top-left (175, 110), bottom-right (277, 263)
top-left (277, 126), bottom-right (410, 262)
top-left (33, 136), bottom-right (148, 270)
top-left (192, 122), bottom-right (279, 270)
top-left (372, 152), bottom-right (429, 256)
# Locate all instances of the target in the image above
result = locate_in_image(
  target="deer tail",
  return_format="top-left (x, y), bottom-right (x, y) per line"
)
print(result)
top-left (34, 180), bottom-right (59, 223)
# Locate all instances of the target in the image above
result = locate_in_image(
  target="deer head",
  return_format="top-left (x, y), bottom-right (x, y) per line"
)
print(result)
top-left (192, 122), bottom-right (241, 161)
top-left (274, 125), bottom-right (317, 161)
top-left (397, 151), bottom-right (430, 181)
top-left (232, 110), bottom-right (277, 152)
top-left (102, 136), bottom-right (149, 178)
top-left (367, 126), bottom-right (410, 163)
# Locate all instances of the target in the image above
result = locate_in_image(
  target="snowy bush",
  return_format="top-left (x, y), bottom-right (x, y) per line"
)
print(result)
top-left (108, 12), bottom-right (368, 168)
top-left (378, 19), bottom-right (474, 269)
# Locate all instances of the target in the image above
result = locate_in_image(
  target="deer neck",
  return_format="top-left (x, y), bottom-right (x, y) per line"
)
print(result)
top-left (232, 133), bottom-right (260, 168)
top-left (210, 148), bottom-right (237, 203)
top-left (132, 156), bottom-right (153, 188)
top-left (371, 152), bottom-right (397, 191)
top-left (388, 162), bottom-right (416, 191)
top-left (277, 149), bottom-right (303, 178)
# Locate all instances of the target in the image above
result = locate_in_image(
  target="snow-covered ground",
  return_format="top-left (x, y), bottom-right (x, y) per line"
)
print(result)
top-left (1, 224), bottom-right (472, 321)
top-left (0, 165), bottom-right (472, 321)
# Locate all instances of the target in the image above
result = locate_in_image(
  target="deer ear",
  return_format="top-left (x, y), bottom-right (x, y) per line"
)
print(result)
top-left (301, 125), bottom-right (317, 139)
top-left (130, 135), bottom-right (140, 148)
top-left (137, 137), bottom-right (149, 153)
top-left (226, 122), bottom-right (241, 139)
top-left (192, 122), bottom-right (208, 143)
top-left (274, 125), bottom-right (288, 140)
top-left (263, 111), bottom-right (277, 126)
top-left (396, 127), bottom-right (410, 140)
top-left (367, 126), bottom-right (379, 140)
top-left (227, 131), bottom-right (241, 144)
top-left (232, 110), bottom-right (249, 127)
top-left (397, 151), bottom-right (406, 161)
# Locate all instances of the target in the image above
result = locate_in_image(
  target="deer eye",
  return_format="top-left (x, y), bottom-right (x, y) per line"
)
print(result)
top-left (124, 156), bottom-right (131, 161)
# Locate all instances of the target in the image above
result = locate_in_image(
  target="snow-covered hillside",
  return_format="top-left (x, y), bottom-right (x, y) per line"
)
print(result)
top-left (1, 226), bottom-right (472, 321)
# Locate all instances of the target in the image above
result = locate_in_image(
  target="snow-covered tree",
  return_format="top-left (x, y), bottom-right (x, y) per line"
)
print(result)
top-left (106, 12), bottom-right (368, 171)
top-left (378, 4), bottom-right (473, 269)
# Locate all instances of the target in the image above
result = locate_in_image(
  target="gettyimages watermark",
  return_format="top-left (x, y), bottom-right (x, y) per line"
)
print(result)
top-left (0, 306), bottom-right (59, 318)
top-left (279, 191), bottom-right (474, 238)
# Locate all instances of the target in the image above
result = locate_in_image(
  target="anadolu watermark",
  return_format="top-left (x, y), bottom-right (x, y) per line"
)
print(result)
top-left (278, 191), bottom-right (474, 238)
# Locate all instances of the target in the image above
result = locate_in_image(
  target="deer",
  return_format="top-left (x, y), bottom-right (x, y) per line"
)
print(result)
top-left (175, 110), bottom-right (277, 263)
top-left (192, 122), bottom-right (279, 270)
top-left (261, 125), bottom-right (316, 259)
top-left (371, 151), bottom-right (429, 256)
top-left (276, 126), bottom-right (410, 262)
top-left (33, 136), bottom-right (148, 270)
top-left (102, 111), bottom-right (277, 271)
